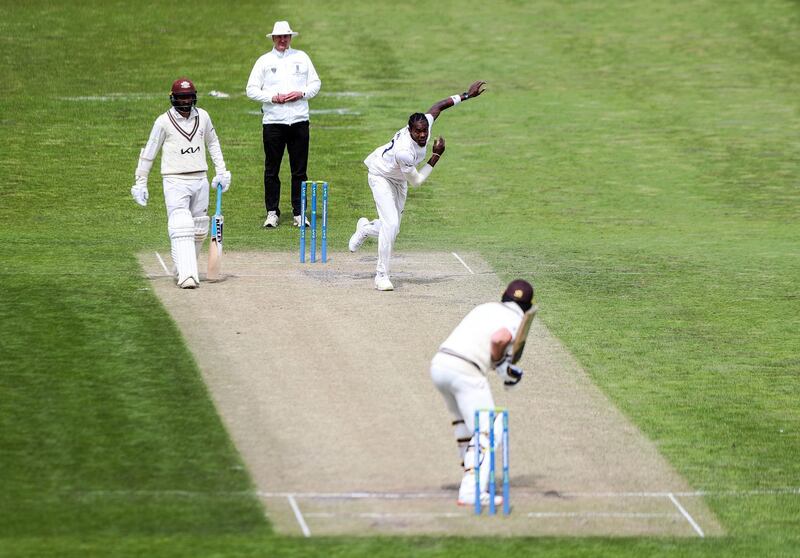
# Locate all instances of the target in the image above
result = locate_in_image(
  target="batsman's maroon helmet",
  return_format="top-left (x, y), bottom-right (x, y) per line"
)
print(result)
top-left (502, 279), bottom-right (534, 312)
top-left (170, 77), bottom-right (197, 113)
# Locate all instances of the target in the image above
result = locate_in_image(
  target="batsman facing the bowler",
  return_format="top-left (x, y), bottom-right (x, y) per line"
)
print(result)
top-left (131, 77), bottom-right (232, 288)
top-left (429, 279), bottom-right (534, 507)
top-left (348, 80), bottom-right (487, 291)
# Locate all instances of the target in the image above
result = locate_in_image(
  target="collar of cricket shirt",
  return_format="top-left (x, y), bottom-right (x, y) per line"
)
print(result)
top-left (170, 106), bottom-right (197, 119)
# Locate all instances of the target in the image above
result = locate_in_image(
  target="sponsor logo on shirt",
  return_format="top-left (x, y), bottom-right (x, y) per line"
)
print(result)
top-left (181, 146), bottom-right (201, 155)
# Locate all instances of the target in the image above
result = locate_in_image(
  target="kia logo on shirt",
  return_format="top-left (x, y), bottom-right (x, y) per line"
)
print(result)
top-left (181, 147), bottom-right (200, 155)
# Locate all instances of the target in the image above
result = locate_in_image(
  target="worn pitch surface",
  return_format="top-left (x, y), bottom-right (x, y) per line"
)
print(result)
top-left (138, 250), bottom-right (722, 537)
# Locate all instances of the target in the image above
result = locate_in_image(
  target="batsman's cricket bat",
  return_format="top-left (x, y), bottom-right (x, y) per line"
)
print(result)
top-left (510, 305), bottom-right (538, 364)
top-left (207, 185), bottom-right (224, 281)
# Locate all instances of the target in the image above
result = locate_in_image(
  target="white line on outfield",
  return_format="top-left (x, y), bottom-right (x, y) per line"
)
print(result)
top-left (451, 252), bottom-right (475, 274)
top-left (668, 493), bottom-right (705, 538)
top-left (154, 252), bottom-right (170, 275)
top-left (287, 494), bottom-right (311, 538)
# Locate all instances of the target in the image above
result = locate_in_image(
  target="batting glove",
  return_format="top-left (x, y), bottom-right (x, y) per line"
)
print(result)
top-left (212, 170), bottom-right (231, 193)
top-left (495, 357), bottom-right (524, 387)
top-left (131, 175), bottom-right (148, 207)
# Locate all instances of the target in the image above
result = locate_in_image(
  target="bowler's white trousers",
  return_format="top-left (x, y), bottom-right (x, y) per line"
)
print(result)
top-left (363, 173), bottom-right (407, 276)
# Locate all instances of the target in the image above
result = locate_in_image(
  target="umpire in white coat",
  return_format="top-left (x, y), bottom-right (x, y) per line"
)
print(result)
top-left (131, 77), bottom-right (231, 289)
top-left (246, 20), bottom-right (321, 229)
top-left (430, 279), bottom-right (534, 507)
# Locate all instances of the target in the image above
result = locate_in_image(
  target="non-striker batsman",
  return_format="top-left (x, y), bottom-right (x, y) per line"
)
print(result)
top-left (131, 78), bottom-right (231, 288)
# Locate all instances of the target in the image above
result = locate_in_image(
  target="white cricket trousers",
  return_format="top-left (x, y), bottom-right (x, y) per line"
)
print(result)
top-left (366, 173), bottom-right (407, 276)
top-left (430, 352), bottom-right (496, 434)
top-left (162, 173), bottom-right (209, 221)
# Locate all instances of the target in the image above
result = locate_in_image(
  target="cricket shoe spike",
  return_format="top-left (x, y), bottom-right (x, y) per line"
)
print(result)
top-left (348, 217), bottom-right (370, 252)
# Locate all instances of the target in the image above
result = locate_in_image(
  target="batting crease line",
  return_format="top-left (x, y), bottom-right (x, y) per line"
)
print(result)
top-left (303, 511), bottom-right (679, 520)
top-left (287, 494), bottom-right (311, 538)
top-left (451, 252), bottom-right (475, 275)
top-left (668, 492), bottom-right (705, 538)
top-left (71, 487), bottom-right (800, 499)
top-left (257, 487), bottom-right (800, 499)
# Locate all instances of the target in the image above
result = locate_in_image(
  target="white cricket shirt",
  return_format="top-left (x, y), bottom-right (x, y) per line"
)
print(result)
top-left (438, 302), bottom-right (525, 375)
top-left (136, 107), bottom-right (226, 178)
top-left (364, 113), bottom-right (434, 182)
top-left (246, 47), bottom-right (321, 125)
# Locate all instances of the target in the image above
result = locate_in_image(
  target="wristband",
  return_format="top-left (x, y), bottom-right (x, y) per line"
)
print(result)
top-left (450, 94), bottom-right (461, 105)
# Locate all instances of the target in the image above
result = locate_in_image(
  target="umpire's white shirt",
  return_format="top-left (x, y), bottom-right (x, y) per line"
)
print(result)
top-left (136, 107), bottom-right (226, 178)
top-left (438, 302), bottom-right (525, 375)
top-left (246, 47), bottom-right (321, 125)
top-left (364, 114), bottom-right (434, 182)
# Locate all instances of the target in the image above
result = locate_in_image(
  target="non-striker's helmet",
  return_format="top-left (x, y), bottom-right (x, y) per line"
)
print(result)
top-left (170, 78), bottom-right (197, 114)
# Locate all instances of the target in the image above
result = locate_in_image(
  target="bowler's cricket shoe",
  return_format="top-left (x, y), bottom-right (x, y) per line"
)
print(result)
top-left (374, 273), bottom-right (394, 291)
top-left (348, 217), bottom-right (370, 252)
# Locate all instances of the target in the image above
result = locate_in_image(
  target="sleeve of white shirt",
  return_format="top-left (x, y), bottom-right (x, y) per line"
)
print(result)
top-left (303, 53), bottom-right (321, 99)
top-left (398, 150), bottom-right (434, 187)
top-left (395, 149), bottom-right (417, 175)
top-left (135, 117), bottom-right (166, 178)
top-left (205, 114), bottom-right (227, 175)
top-left (246, 56), bottom-right (278, 104)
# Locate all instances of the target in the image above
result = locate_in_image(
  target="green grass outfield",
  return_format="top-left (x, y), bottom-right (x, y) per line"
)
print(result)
top-left (2, 0), bottom-right (798, 555)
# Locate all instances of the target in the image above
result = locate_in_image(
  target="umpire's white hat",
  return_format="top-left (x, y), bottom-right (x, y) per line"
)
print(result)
top-left (267, 21), bottom-right (298, 37)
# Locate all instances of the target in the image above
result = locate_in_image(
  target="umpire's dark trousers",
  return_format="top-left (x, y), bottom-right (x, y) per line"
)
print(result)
top-left (262, 120), bottom-right (309, 217)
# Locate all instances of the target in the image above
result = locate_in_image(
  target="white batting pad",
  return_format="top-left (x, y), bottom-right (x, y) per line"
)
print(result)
top-left (193, 215), bottom-right (209, 257)
top-left (169, 208), bottom-right (199, 288)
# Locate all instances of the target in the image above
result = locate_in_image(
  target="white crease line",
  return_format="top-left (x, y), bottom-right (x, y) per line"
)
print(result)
top-left (258, 487), bottom-right (800, 500)
top-left (287, 494), bottom-right (311, 537)
top-left (303, 511), bottom-right (677, 520)
top-left (668, 493), bottom-right (705, 538)
top-left (527, 511), bottom-right (678, 519)
top-left (306, 512), bottom-right (464, 519)
top-left (451, 252), bottom-right (475, 275)
top-left (259, 491), bottom-right (452, 500)
top-left (154, 252), bottom-right (170, 275)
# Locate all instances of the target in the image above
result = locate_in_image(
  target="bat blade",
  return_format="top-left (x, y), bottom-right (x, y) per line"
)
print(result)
top-left (207, 187), bottom-right (224, 281)
top-left (511, 305), bottom-right (538, 364)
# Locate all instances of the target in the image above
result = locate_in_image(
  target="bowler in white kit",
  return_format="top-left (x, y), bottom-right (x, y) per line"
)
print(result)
top-left (348, 80), bottom-right (487, 291)
top-left (131, 77), bottom-right (231, 288)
